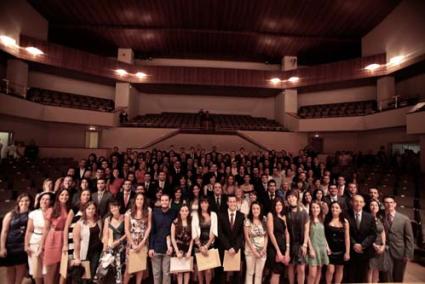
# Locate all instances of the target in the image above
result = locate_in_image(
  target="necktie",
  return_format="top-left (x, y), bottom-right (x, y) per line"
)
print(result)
top-left (216, 197), bottom-right (220, 207)
top-left (230, 212), bottom-right (235, 229)
top-left (98, 192), bottom-right (103, 204)
top-left (387, 214), bottom-right (393, 226)
top-left (355, 213), bottom-right (361, 229)
top-left (270, 193), bottom-right (275, 200)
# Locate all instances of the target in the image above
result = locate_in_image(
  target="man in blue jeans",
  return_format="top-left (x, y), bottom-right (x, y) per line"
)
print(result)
top-left (149, 194), bottom-right (177, 284)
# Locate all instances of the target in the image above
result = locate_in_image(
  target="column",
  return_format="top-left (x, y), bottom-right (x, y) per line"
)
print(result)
top-left (275, 89), bottom-right (298, 130)
top-left (421, 135), bottom-right (425, 173)
top-left (6, 59), bottom-right (28, 97)
top-left (377, 76), bottom-right (395, 111)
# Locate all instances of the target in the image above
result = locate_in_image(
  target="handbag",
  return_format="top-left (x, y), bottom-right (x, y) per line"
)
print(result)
top-left (170, 256), bottom-right (194, 273)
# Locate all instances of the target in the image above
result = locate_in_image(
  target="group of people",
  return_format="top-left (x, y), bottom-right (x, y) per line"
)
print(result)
top-left (0, 146), bottom-right (415, 284)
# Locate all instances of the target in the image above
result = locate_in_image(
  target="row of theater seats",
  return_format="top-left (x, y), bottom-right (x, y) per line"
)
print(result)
top-left (125, 112), bottom-right (286, 131)
top-left (26, 88), bottom-right (115, 112)
top-left (298, 100), bottom-right (377, 118)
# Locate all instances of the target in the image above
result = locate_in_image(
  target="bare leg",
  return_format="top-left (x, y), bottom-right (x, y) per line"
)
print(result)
top-left (123, 268), bottom-right (131, 284)
top-left (326, 264), bottom-right (335, 284)
top-left (314, 266), bottom-right (322, 284)
top-left (135, 271), bottom-right (143, 284)
top-left (334, 265), bottom-right (344, 284)
top-left (270, 273), bottom-right (280, 284)
top-left (205, 269), bottom-right (212, 284)
top-left (177, 273), bottom-right (183, 284)
top-left (197, 271), bottom-right (205, 284)
top-left (184, 272), bottom-right (190, 284)
top-left (35, 278), bottom-right (43, 284)
top-left (297, 264), bottom-right (305, 284)
top-left (372, 269), bottom-right (379, 283)
top-left (6, 267), bottom-right (16, 284)
top-left (308, 266), bottom-right (317, 284)
top-left (44, 264), bottom-right (58, 284)
top-left (14, 264), bottom-right (26, 284)
top-left (288, 264), bottom-right (295, 284)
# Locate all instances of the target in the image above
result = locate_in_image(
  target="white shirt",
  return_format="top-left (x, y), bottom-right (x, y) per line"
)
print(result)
top-left (354, 210), bottom-right (362, 224)
top-left (28, 209), bottom-right (46, 245)
top-left (228, 209), bottom-right (237, 224)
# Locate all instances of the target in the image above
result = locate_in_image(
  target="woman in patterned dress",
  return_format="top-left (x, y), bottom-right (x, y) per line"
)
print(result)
top-left (124, 192), bottom-right (152, 284)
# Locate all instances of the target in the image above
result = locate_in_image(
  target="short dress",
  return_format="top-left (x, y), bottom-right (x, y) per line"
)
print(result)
top-left (28, 209), bottom-right (46, 276)
top-left (307, 222), bottom-right (329, 266)
top-left (267, 215), bottom-right (287, 273)
top-left (195, 218), bottom-right (211, 252)
top-left (325, 224), bottom-right (346, 265)
top-left (43, 208), bottom-right (68, 266)
top-left (1, 212), bottom-right (28, 266)
top-left (369, 218), bottom-right (388, 271)
top-left (173, 221), bottom-right (192, 254)
top-left (286, 208), bottom-right (309, 265)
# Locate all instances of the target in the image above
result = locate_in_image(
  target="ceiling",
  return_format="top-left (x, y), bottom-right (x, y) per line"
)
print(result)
top-left (28, 0), bottom-right (400, 65)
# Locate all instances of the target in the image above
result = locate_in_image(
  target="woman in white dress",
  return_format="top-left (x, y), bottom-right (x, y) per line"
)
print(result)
top-left (24, 192), bottom-right (53, 284)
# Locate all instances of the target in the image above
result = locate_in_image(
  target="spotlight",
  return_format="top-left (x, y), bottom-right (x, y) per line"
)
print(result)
top-left (288, 76), bottom-right (300, 83)
top-left (115, 69), bottom-right (128, 76)
top-left (0, 35), bottom-right (17, 47)
top-left (270, 78), bottom-right (281, 84)
top-left (389, 55), bottom-right (404, 65)
top-left (25, 47), bottom-right (44, 56)
top-left (364, 64), bottom-right (380, 71)
top-left (135, 72), bottom-right (147, 79)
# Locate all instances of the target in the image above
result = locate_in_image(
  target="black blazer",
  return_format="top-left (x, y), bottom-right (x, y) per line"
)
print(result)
top-left (209, 194), bottom-right (228, 214)
top-left (92, 191), bottom-right (113, 218)
top-left (116, 191), bottom-right (135, 214)
top-left (157, 181), bottom-right (173, 196)
top-left (347, 210), bottom-right (377, 259)
top-left (144, 181), bottom-right (157, 199)
top-left (217, 210), bottom-right (245, 253)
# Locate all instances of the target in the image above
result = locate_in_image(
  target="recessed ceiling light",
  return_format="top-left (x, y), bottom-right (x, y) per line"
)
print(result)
top-left (136, 72), bottom-right (147, 78)
top-left (270, 78), bottom-right (281, 84)
top-left (389, 55), bottom-right (404, 65)
top-left (0, 35), bottom-right (17, 47)
top-left (364, 63), bottom-right (380, 71)
top-left (25, 47), bottom-right (44, 56)
top-left (288, 76), bottom-right (300, 83)
top-left (115, 69), bottom-right (128, 76)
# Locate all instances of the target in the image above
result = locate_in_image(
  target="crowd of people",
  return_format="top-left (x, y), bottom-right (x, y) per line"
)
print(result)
top-left (0, 146), bottom-right (416, 284)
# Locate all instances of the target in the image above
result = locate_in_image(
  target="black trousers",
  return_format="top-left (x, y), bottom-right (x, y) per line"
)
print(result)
top-left (346, 256), bottom-right (369, 283)
top-left (382, 257), bottom-right (407, 283)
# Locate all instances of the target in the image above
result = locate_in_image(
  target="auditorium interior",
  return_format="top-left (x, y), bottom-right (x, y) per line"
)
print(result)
top-left (0, 0), bottom-right (425, 283)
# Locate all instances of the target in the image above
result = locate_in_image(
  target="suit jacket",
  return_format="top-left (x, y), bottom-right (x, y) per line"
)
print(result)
top-left (217, 210), bottom-right (245, 253)
top-left (383, 211), bottom-right (414, 260)
top-left (144, 181), bottom-right (157, 200)
top-left (209, 194), bottom-right (228, 214)
top-left (323, 195), bottom-right (347, 210)
top-left (259, 191), bottom-right (284, 214)
top-left (157, 180), bottom-right (173, 196)
top-left (92, 190), bottom-right (113, 218)
top-left (116, 191), bottom-right (135, 214)
top-left (347, 210), bottom-right (377, 259)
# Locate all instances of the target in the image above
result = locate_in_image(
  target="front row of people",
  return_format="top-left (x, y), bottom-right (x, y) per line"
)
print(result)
top-left (0, 188), bottom-right (414, 284)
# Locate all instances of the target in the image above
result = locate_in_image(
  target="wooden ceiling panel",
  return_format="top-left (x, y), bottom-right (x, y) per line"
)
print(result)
top-left (29, 0), bottom-right (400, 64)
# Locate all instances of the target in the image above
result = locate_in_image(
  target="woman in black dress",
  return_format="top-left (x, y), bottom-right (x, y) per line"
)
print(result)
top-left (266, 197), bottom-right (290, 284)
top-left (192, 197), bottom-right (217, 284)
top-left (0, 193), bottom-right (31, 284)
top-left (324, 201), bottom-right (350, 284)
top-left (171, 204), bottom-right (194, 284)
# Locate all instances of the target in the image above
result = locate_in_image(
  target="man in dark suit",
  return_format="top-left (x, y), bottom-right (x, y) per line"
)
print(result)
top-left (157, 171), bottom-right (172, 196)
top-left (116, 179), bottom-right (135, 214)
top-left (77, 159), bottom-right (87, 180)
top-left (144, 172), bottom-right (157, 200)
top-left (216, 194), bottom-right (244, 284)
top-left (383, 195), bottom-right (414, 282)
top-left (324, 184), bottom-right (346, 210)
top-left (209, 182), bottom-right (228, 213)
top-left (346, 194), bottom-right (377, 283)
top-left (259, 179), bottom-right (282, 214)
top-left (203, 164), bottom-right (223, 185)
top-left (170, 160), bottom-right (185, 187)
top-left (92, 178), bottom-right (113, 218)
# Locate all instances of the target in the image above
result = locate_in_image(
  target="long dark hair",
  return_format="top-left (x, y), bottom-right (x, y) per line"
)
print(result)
top-left (175, 204), bottom-right (191, 236)
top-left (324, 201), bottom-right (345, 226)
top-left (309, 201), bottom-right (324, 224)
top-left (197, 197), bottom-right (211, 224)
top-left (247, 201), bottom-right (264, 223)
top-left (52, 188), bottom-right (70, 219)
top-left (131, 192), bottom-right (149, 219)
top-left (11, 193), bottom-right (32, 218)
top-left (81, 201), bottom-right (98, 224)
top-left (271, 197), bottom-right (285, 217)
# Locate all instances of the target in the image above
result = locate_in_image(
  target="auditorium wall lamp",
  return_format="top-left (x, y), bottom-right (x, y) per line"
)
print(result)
top-left (0, 35), bottom-right (18, 48)
top-left (364, 63), bottom-right (380, 71)
top-left (270, 76), bottom-right (300, 85)
top-left (115, 69), bottom-right (128, 76)
top-left (25, 47), bottom-right (44, 56)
